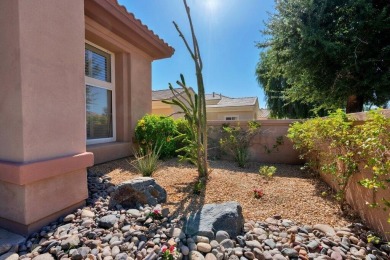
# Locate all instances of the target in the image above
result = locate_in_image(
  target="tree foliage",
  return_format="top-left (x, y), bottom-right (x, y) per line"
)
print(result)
top-left (257, 0), bottom-right (390, 114)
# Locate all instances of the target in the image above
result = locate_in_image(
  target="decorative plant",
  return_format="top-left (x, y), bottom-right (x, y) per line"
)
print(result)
top-left (193, 179), bottom-right (205, 195)
top-left (219, 121), bottom-right (261, 167)
top-left (253, 188), bottom-right (264, 199)
top-left (259, 166), bottom-right (277, 179)
top-left (135, 114), bottom-right (178, 159)
top-left (287, 109), bottom-right (390, 219)
top-left (161, 245), bottom-right (176, 260)
top-left (148, 209), bottom-right (163, 220)
top-left (131, 145), bottom-right (161, 177)
top-left (163, 0), bottom-right (208, 190)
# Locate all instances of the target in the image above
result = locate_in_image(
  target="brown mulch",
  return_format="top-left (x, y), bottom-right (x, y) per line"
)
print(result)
top-left (89, 158), bottom-right (354, 227)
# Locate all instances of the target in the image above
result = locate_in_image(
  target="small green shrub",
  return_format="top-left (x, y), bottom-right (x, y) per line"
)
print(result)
top-left (287, 109), bottom-right (390, 216)
top-left (193, 179), bottom-right (205, 195)
top-left (135, 114), bottom-right (177, 159)
top-left (131, 145), bottom-right (161, 177)
top-left (219, 121), bottom-right (261, 168)
top-left (174, 118), bottom-right (191, 153)
top-left (259, 166), bottom-right (277, 179)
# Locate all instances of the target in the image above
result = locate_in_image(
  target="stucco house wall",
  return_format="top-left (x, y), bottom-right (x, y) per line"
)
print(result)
top-left (0, 0), bottom-right (173, 235)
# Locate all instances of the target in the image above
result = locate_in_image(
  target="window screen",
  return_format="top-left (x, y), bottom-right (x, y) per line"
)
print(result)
top-left (86, 85), bottom-right (113, 139)
top-left (85, 44), bottom-right (111, 82)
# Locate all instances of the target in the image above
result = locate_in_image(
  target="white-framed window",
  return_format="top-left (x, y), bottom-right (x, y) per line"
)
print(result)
top-left (85, 41), bottom-right (116, 145)
top-left (225, 116), bottom-right (239, 121)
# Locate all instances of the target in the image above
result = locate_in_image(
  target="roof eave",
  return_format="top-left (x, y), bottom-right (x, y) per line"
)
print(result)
top-left (85, 0), bottom-right (174, 60)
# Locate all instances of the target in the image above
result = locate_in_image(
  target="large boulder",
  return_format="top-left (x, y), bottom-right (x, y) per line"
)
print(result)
top-left (184, 201), bottom-right (244, 239)
top-left (109, 177), bottom-right (166, 209)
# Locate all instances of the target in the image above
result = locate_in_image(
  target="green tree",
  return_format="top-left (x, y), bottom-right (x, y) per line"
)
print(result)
top-left (256, 51), bottom-right (328, 118)
top-left (257, 0), bottom-right (390, 113)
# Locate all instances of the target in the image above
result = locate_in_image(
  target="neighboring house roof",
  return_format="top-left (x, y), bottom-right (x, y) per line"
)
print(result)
top-left (152, 88), bottom-right (185, 101)
top-left (205, 93), bottom-right (228, 100)
top-left (85, 0), bottom-right (174, 59)
top-left (258, 109), bottom-right (271, 118)
top-left (207, 96), bottom-right (258, 108)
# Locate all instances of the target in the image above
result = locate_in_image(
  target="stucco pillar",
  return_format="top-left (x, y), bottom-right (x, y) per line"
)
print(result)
top-left (0, 0), bottom-right (93, 235)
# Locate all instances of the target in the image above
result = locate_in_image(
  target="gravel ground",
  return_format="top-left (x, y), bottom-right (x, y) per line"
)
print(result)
top-left (90, 158), bottom-right (354, 227)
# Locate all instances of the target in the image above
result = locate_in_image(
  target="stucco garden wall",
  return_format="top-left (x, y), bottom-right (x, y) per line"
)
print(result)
top-left (207, 120), bottom-right (302, 164)
top-left (208, 116), bottom-right (390, 240)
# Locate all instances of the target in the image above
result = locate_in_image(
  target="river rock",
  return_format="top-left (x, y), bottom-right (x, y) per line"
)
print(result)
top-left (313, 224), bottom-right (336, 236)
top-left (99, 215), bottom-right (118, 229)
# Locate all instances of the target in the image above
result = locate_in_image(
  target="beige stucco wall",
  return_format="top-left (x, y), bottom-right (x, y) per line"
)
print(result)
top-left (85, 16), bottom-right (153, 163)
top-left (0, 0), bottom-right (92, 235)
top-left (1, 0), bottom-right (86, 163)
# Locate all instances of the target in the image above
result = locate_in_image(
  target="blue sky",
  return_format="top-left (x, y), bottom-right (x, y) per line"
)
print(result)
top-left (118, 0), bottom-right (275, 108)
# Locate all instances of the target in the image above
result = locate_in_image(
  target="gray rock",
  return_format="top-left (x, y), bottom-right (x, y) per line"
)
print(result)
top-left (170, 228), bottom-right (186, 239)
top-left (32, 253), bottom-right (55, 260)
top-left (245, 240), bottom-right (262, 249)
top-left (220, 239), bottom-right (234, 249)
top-left (264, 239), bottom-right (276, 249)
top-left (127, 209), bottom-right (141, 217)
top-left (366, 254), bottom-right (377, 260)
top-left (184, 202), bottom-right (244, 239)
top-left (313, 224), bottom-right (336, 236)
top-left (210, 240), bottom-right (219, 249)
top-left (115, 253), bottom-right (129, 260)
top-left (307, 240), bottom-right (319, 251)
top-left (181, 245), bottom-right (190, 255)
top-left (190, 250), bottom-right (205, 260)
top-left (99, 215), bottom-right (118, 229)
top-left (0, 229), bottom-right (25, 255)
top-left (61, 234), bottom-right (80, 250)
top-left (109, 177), bottom-right (167, 209)
top-left (281, 248), bottom-right (298, 258)
top-left (215, 231), bottom-right (230, 243)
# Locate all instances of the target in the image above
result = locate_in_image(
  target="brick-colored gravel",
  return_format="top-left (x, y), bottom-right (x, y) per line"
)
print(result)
top-left (89, 158), bottom-right (355, 227)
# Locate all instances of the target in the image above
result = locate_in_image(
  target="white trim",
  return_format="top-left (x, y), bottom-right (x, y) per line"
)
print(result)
top-left (225, 115), bottom-right (239, 121)
top-left (85, 41), bottom-right (116, 145)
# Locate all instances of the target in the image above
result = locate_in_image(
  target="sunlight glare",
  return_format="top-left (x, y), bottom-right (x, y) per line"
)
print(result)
top-left (205, 0), bottom-right (219, 13)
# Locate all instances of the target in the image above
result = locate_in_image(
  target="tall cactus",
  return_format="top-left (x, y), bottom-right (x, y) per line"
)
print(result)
top-left (168, 0), bottom-right (208, 179)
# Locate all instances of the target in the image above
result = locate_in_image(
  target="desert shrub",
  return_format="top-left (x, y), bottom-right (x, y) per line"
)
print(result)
top-left (131, 145), bottom-right (161, 177)
top-left (174, 118), bottom-right (191, 153)
top-left (259, 166), bottom-right (277, 179)
top-left (219, 121), bottom-right (261, 168)
top-left (287, 109), bottom-right (390, 215)
top-left (135, 114), bottom-right (177, 159)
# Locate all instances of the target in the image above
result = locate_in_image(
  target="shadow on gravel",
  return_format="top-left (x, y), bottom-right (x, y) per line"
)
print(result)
top-left (167, 179), bottom-right (206, 219)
